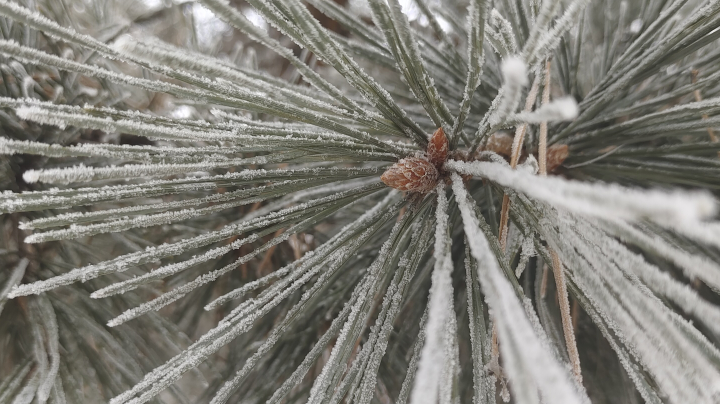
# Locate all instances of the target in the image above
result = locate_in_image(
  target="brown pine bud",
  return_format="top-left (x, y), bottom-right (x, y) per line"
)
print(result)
top-left (547, 144), bottom-right (569, 172)
top-left (381, 157), bottom-right (439, 193)
top-left (484, 132), bottom-right (514, 158)
top-left (426, 127), bottom-right (448, 169)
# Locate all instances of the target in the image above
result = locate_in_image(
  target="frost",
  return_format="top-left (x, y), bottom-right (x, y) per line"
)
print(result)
top-left (1, 166), bottom-right (381, 214)
top-left (586, 218), bottom-right (720, 336)
top-left (451, 173), bottom-right (586, 404)
top-left (487, 9), bottom-right (518, 56)
top-left (355, 215), bottom-right (434, 404)
top-left (410, 186), bottom-right (455, 404)
top-left (9, 183), bottom-right (385, 297)
top-left (446, 159), bottom-right (716, 227)
top-left (488, 55), bottom-right (529, 127)
top-left (510, 97), bottom-right (579, 123)
top-left (109, 195), bottom-right (401, 404)
top-left (21, 153), bottom-right (302, 185)
top-left (515, 237), bottom-right (535, 278)
top-left (0, 259), bottom-right (28, 317)
top-left (501, 56), bottom-right (528, 87)
top-left (530, 203), bottom-right (720, 403)
top-left (306, 212), bottom-right (411, 404)
top-left (529, 0), bottom-right (591, 64)
top-left (0, 0), bottom-right (717, 403)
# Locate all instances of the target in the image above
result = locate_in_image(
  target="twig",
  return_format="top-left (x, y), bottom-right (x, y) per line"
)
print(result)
top-left (498, 70), bottom-right (542, 250)
top-left (539, 59), bottom-right (582, 386)
top-left (549, 250), bottom-right (582, 385)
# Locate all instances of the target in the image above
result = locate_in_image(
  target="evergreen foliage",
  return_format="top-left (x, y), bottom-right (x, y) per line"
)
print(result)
top-left (2, 0), bottom-right (720, 403)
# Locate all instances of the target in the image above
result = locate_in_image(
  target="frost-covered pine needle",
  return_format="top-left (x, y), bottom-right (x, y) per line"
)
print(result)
top-left (410, 185), bottom-right (454, 404)
top-left (2, 0), bottom-right (720, 403)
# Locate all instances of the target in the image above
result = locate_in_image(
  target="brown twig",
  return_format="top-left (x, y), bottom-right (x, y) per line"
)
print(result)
top-left (498, 73), bottom-right (542, 250)
top-left (539, 59), bottom-right (583, 386)
top-left (549, 251), bottom-right (582, 385)
top-left (572, 299), bottom-right (579, 332)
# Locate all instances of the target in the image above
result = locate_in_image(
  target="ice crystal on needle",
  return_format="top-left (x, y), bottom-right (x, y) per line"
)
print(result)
top-left (2, 0), bottom-right (720, 403)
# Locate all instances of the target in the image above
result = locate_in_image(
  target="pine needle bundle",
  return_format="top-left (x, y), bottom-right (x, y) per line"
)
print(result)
top-left (2, 0), bottom-right (720, 403)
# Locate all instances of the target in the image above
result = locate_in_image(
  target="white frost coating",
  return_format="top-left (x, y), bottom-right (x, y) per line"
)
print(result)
top-left (397, 308), bottom-right (429, 404)
top-left (108, 196), bottom-right (399, 404)
top-left (92, 233), bottom-right (262, 299)
top-left (113, 35), bottom-right (348, 119)
top-left (367, 0), bottom-right (453, 135)
top-left (106, 233), bottom-right (288, 327)
top-left (410, 186), bottom-right (454, 404)
top-left (195, 0), bottom-right (414, 154)
top-left (263, 302), bottom-right (351, 404)
top-left (488, 56), bottom-right (529, 127)
top-left (600, 219), bottom-right (720, 291)
top-left (583, 218), bottom-right (720, 336)
top-left (671, 221), bottom-right (720, 252)
top-left (0, 0), bottom-right (380, 144)
top-left (0, 136), bottom-right (255, 162)
top-left (112, 249), bottom-right (358, 404)
top-left (0, 39), bottom-right (401, 154)
top-left (211, 213), bottom-right (396, 404)
top-left (0, 259), bottom-right (28, 317)
top-left (105, 185), bottom-right (386, 327)
top-left (306, 209), bottom-right (412, 404)
top-left (0, 166), bottom-right (380, 213)
top-left (531, 0), bottom-right (591, 64)
top-left (446, 159), bottom-right (716, 227)
top-left (10, 365), bottom-right (41, 404)
top-left (511, 97), bottom-right (579, 123)
top-left (24, 192), bottom-right (278, 243)
top-left (630, 19), bottom-right (643, 33)
top-left (543, 210), bottom-right (718, 396)
top-left (541, 203), bottom-right (718, 393)
top-left (197, 0), bottom-right (371, 117)
top-left (0, 0), bottom-right (110, 58)
top-left (96, 185), bottom-right (383, 303)
top-left (9, 183), bottom-right (383, 297)
top-left (451, 173), bottom-right (586, 404)
top-left (15, 105), bottom-right (237, 143)
top-left (21, 153), bottom-right (302, 185)
top-left (464, 252), bottom-right (496, 404)
top-left (515, 237), bottom-right (536, 278)
top-left (5, 97), bottom-right (389, 151)
top-left (205, 189), bottom-right (397, 310)
top-left (551, 213), bottom-right (720, 402)
top-left (356, 220), bottom-right (435, 404)
top-left (20, 180), bottom-right (307, 230)
top-left (0, 38), bottom-right (205, 103)
top-left (501, 56), bottom-right (529, 87)
top-left (488, 9), bottom-right (518, 55)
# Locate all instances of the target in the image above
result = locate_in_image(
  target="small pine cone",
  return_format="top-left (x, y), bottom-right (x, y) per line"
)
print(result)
top-left (547, 144), bottom-right (569, 172)
top-left (381, 157), bottom-right (439, 193)
top-left (426, 127), bottom-right (448, 169)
